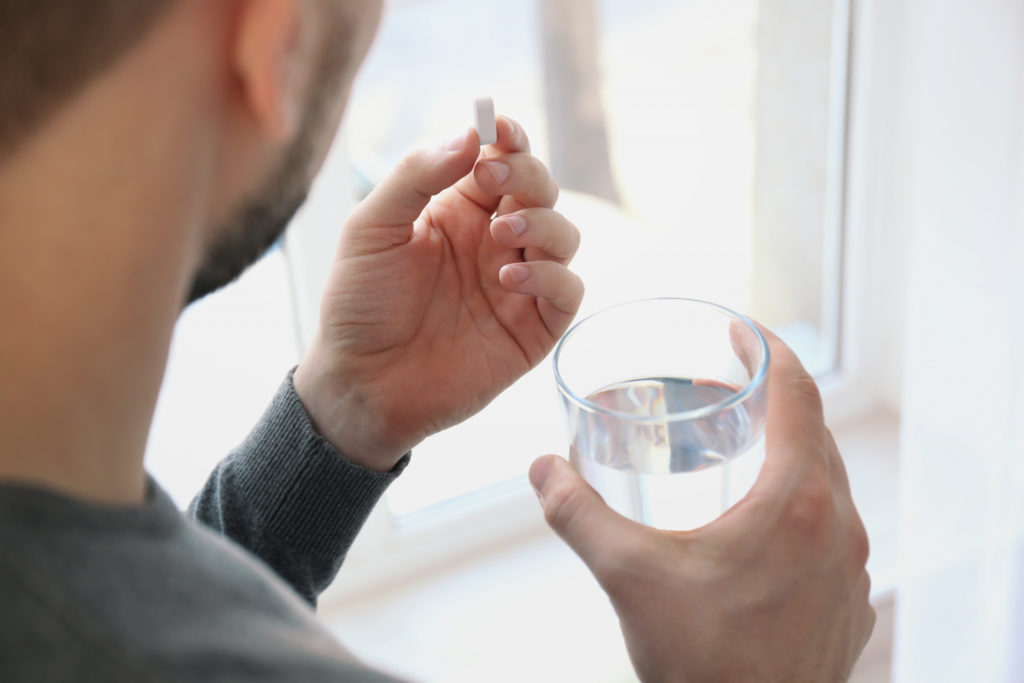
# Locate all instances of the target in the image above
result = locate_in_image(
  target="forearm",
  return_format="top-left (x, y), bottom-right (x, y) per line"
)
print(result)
top-left (188, 369), bottom-right (409, 607)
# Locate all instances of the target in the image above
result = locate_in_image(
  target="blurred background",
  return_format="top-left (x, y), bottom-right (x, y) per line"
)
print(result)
top-left (146, 0), bottom-right (1024, 681)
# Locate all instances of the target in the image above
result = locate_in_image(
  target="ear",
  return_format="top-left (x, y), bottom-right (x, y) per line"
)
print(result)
top-left (232, 0), bottom-right (306, 141)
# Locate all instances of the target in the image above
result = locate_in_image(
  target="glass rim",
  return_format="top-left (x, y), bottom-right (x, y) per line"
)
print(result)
top-left (553, 297), bottom-right (770, 424)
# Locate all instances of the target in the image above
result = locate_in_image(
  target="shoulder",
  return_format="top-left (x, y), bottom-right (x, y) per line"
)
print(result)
top-left (0, 525), bottom-right (401, 682)
top-left (0, 557), bottom-right (153, 682)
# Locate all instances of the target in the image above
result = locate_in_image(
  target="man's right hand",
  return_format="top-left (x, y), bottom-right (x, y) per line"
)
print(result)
top-left (530, 325), bottom-right (875, 682)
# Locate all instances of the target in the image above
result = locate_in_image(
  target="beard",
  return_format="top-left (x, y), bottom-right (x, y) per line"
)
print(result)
top-left (185, 160), bottom-right (310, 304)
top-left (186, 44), bottom-right (353, 304)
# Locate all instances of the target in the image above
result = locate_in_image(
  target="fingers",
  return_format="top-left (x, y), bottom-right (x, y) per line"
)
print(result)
top-left (489, 200), bottom-right (583, 338)
top-left (529, 455), bottom-right (645, 575)
top-left (824, 429), bottom-right (873, 573)
top-left (728, 317), bottom-right (765, 378)
top-left (453, 116), bottom-right (557, 215)
top-left (493, 115), bottom-right (531, 153)
top-left (473, 153), bottom-right (559, 212)
top-left (741, 322), bottom-right (833, 506)
top-left (499, 261), bottom-right (584, 336)
top-left (854, 570), bottom-right (877, 658)
top-left (344, 128), bottom-right (481, 254)
top-left (757, 323), bottom-right (827, 464)
top-left (490, 208), bottom-right (581, 264)
top-left (825, 429), bottom-right (854, 500)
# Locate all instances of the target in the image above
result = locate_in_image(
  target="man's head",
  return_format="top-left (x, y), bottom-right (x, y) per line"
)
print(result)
top-left (0, 0), bottom-right (384, 503)
top-left (188, 0), bottom-right (384, 302)
top-left (0, 0), bottom-right (383, 302)
top-left (0, 2), bottom-right (175, 157)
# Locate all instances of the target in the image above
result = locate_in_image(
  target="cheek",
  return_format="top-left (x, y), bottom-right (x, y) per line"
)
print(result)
top-left (359, 1), bottom-right (385, 52)
top-left (306, 104), bottom-right (344, 174)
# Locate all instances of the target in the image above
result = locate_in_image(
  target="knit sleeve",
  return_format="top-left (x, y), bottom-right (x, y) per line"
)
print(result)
top-left (188, 369), bottom-right (409, 607)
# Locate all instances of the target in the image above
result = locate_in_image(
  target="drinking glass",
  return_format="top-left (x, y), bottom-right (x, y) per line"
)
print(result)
top-left (553, 298), bottom-right (770, 530)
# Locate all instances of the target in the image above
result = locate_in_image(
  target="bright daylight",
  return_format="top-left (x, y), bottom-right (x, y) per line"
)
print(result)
top-left (2, 0), bottom-right (1021, 681)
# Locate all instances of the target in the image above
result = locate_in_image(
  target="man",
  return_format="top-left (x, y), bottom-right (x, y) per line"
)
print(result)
top-left (0, 1), bottom-right (874, 680)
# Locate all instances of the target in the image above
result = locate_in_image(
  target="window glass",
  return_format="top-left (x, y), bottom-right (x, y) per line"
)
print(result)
top-left (154, 0), bottom-right (849, 520)
top-left (344, 0), bottom-right (849, 518)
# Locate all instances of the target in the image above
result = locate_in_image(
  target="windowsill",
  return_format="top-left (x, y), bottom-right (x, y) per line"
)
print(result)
top-left (835, 408), bottom-right (901, 599)
top-left (319, 409), bottom-right (901, 683)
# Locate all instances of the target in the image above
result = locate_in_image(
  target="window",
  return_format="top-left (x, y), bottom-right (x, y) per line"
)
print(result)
top-left (319, 0), bottom-right (851, 526)
top-left (149, 0), bottom-right (854, 592)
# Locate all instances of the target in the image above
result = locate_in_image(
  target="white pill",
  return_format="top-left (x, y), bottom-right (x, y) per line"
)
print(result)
top-left (474, 97), bottom-right (497, 146)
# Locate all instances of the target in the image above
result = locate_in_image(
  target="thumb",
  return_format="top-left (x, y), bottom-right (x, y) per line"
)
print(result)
top-left (343, 127), bottom-right (480, 254)
top-left (530, 455), bottom-right (643, 571)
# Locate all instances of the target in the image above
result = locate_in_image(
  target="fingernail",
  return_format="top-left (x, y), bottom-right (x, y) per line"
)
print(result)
top-left (502, 215), bottom-right (527, 236)
top-left (483, 160), bottom-right (511, 185)
top-left (504, 263), bottom-right (529, 283)
top-left (505, 117), bottom-right (519, 142)
top-left (445, 131), bottom-right (468, 152)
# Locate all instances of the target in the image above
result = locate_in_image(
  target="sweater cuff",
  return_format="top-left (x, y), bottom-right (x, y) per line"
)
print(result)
top-left (230, 369), bottom-right (409, 560)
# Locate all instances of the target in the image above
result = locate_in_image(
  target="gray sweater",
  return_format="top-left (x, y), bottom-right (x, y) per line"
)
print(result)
top-left (0, 372), bottom-right (408, 682)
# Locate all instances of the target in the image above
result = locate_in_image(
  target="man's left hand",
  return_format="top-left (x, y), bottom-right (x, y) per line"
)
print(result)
top-left (293, 116), bottom-right (583, 471)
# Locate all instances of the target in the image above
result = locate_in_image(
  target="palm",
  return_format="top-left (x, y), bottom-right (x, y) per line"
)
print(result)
top-left (319, 183), bottom-right (566, 446)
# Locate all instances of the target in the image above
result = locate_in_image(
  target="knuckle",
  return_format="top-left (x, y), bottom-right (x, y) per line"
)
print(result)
top-left (863, 602), bottom-right (878, 645)
top-left (787, 371), bottom-right (823, 408)
top-left (780, 476), bottom-right (836, 547)
top-left (567, 221), bottom-right (582, 254)
top-left (849, 515), bottom-right (871, 568)
top-left (573, 273), bottom-right (586, 302)
top-left (399, 148), bottom-right (431, 173)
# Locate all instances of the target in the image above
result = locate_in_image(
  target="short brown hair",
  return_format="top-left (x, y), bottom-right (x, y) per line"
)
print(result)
top-left (0, 1), bottom-right (175, 157)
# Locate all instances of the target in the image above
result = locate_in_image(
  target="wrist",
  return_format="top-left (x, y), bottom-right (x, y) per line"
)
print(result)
top-left (292, 347), bottom-right (409, 473)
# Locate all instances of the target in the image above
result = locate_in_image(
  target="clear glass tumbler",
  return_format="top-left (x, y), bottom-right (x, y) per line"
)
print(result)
top-left (553, 298), bottom-right (770, 530)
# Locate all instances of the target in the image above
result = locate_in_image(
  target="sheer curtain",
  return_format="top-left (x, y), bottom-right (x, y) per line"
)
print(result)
top-left (893, 0), bottom-right (1024, 679)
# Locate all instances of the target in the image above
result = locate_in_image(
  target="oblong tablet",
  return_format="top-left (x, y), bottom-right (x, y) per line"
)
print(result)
top-left (474, 97), bottom-right (497, 146)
